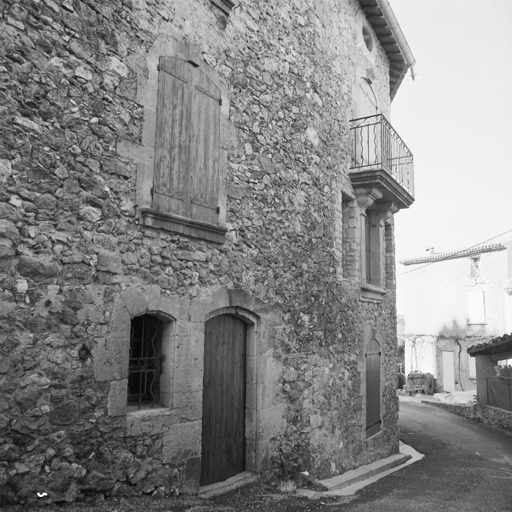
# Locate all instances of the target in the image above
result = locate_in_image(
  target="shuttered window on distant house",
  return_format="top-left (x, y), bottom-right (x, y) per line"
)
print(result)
top-left (153, 57), bottom-right (222, 227)
top-left (467, 290), bottom-right (486, 325)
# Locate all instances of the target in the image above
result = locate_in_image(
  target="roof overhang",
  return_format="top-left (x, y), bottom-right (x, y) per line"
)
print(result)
top-left (400, 243), bottom-right (507, 266)
top-left (468, 334), bottom-right (512, 357)
top-left (358, 0), bottom-right (416, 100)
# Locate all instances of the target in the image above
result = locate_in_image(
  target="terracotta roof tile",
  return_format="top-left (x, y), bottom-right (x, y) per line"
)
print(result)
top-left (468, 333), bottom-right (512, 355)
top-left (400, 243), bottom-right (506, 266)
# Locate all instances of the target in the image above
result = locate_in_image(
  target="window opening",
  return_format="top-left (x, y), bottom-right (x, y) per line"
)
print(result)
top-left (467, 291), bottom-right (486, 325)
top-left (468, 353), bottom-right (476, 379)
top-left (128, 315), bottom-right (164, 409)
top-left (362, 24), bottom-right (373, 52)
top-left (363, 209), bottom-right (383, 287)
top-left (365, 213), bottom-right (372, 283)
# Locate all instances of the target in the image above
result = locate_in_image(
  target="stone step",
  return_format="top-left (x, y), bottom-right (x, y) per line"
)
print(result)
top-left (198, 471), bottom-right (259, 499)
top-left (318, 451), bottom-right (412, 491)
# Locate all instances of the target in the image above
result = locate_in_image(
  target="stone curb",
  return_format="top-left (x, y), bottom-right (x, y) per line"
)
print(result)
top-left (198, 471), bottom-right (259, 499)
top-left (297, 441), bottom-right (424, 499)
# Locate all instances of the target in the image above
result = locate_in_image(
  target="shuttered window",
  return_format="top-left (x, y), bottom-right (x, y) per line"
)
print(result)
top-left (153, 57), bottom-right (221, 226)
top-left (363, 210), bottom-right (382, 287)
top-left (467, 290), bottom-right (486, 325)
top-left (366, 336), bottom-right (381, 438)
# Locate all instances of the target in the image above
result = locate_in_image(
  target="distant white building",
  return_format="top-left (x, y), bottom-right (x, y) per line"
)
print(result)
top-left (397, 241), bottom-right (512, 392)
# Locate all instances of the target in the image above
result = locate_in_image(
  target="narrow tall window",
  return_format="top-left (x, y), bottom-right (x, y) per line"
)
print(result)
top-left (365, 213), bottom-right (372, 282)
top-left (128, 315), bottom-right (164, 409)
top-left (467, 290), bottom-right (486, 325)
top-left (363, 209), bottom-right (383, 287)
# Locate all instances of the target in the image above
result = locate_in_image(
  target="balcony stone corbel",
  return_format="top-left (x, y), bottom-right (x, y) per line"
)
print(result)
top-left (355, 187), bottom-right (383, 215)
top-left (373, 201), bottom-right (399, 226)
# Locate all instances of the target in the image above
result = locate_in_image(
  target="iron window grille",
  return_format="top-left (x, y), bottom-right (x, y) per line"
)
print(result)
top-left (128, 315), bottom-right (164, 409)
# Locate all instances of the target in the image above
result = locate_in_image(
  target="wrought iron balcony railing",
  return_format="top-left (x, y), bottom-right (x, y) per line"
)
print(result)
top-left (350, 114), bottom-right (415, 199)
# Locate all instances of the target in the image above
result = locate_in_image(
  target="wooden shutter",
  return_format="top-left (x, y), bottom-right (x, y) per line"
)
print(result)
top-left (153, 58), bottom-right (221, 226)
top-left (366, 337), bottom-right (381, 438)
top-left (467, 291), bottom-right (486, 324)
top-left (365, 214), bottom-right (371, 283)
top-left (189, 69), bottom-right (221, 225)
top-left (153, 57), bottom-right (193, 217)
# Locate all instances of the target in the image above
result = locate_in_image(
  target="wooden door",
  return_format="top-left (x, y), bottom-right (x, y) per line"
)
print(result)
top-left (201, 315), bottom-right (247, 486)
top-left (366, 337), bottom-right (381, 438)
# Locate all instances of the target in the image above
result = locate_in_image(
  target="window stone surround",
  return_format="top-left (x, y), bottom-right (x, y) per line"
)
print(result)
top-left (116, 36), bottom-right (236, 243)
top-left (354, 187), bottom-right (398, 301)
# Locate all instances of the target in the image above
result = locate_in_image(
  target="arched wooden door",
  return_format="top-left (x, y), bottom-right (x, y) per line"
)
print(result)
top-left (366, 336), bottom-right (381, 438)
top-left (201, 314), bottom-right (247, 486)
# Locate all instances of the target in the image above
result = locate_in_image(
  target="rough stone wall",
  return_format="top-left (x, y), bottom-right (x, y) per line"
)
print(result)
top-left (427, 401), bottom-right (512, 434)
top-left (0, 0), bottom-right (400, 505)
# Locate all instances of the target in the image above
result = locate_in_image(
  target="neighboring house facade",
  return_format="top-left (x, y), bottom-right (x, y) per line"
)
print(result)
top-left (0, 0), bottom-right (415, 504)
top-left (398, 242), bottom-right (512, 392)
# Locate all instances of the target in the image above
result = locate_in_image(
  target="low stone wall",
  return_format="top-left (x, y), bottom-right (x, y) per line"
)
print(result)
top-left (424, 401), bottom-right (512, 433)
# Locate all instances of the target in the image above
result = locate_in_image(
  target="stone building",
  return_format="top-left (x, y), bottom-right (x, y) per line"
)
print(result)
top-left (0, 0), bottom-right (415, 504)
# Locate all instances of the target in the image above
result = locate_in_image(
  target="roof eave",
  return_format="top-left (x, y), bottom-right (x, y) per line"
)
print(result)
top-left (358, 0), bottom-right (415, 100)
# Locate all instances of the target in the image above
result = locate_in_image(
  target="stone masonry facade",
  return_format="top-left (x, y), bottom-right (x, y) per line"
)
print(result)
top-left (0, 0), bottom-right (405, 505)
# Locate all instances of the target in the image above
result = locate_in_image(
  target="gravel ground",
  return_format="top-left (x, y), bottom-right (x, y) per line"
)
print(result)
top-left (2, 483), bottom-right (358, 512)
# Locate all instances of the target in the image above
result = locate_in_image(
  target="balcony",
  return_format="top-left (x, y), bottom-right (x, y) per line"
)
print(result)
top-left (349, 114), bottom-right (415, 210)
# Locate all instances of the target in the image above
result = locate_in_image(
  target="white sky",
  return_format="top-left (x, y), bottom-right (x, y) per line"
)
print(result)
top-left (390, 0), bottom-right (512, 263)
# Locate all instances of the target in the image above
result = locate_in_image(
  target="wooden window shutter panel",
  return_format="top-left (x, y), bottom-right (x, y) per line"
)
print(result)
top-left (153, 57), bottom-right (193, 216)
top-left (366, 337), bottom-right (381, 438)
top-left (189, 68), bottom-right (222, 225)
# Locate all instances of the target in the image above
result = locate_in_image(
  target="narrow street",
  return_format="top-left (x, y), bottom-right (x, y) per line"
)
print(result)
top-left (211, 397), bottom-right (512, 512)
top-left (338, 397), bottom-right (512, 512)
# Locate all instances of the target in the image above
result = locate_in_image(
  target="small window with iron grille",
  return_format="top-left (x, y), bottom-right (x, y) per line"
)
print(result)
top-left (128, 315), bottom-right (165, 409)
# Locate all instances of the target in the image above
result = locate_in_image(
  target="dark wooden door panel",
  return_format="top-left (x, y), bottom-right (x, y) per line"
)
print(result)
top-left (366, 337), bottom-right (381, 438)
top-left (201, 315), bottom-right (246, 486)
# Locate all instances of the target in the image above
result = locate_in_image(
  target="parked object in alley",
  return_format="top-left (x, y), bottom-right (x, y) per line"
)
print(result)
top-left (405, 371), bottom-right (435, 395)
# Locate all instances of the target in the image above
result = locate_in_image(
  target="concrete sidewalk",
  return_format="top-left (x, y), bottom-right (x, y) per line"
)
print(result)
top-left (296, 441), bottom-right (424, 500)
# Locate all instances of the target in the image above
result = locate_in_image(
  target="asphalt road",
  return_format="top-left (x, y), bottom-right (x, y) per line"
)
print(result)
top-left (342, 397), bottom-right (512, 512)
